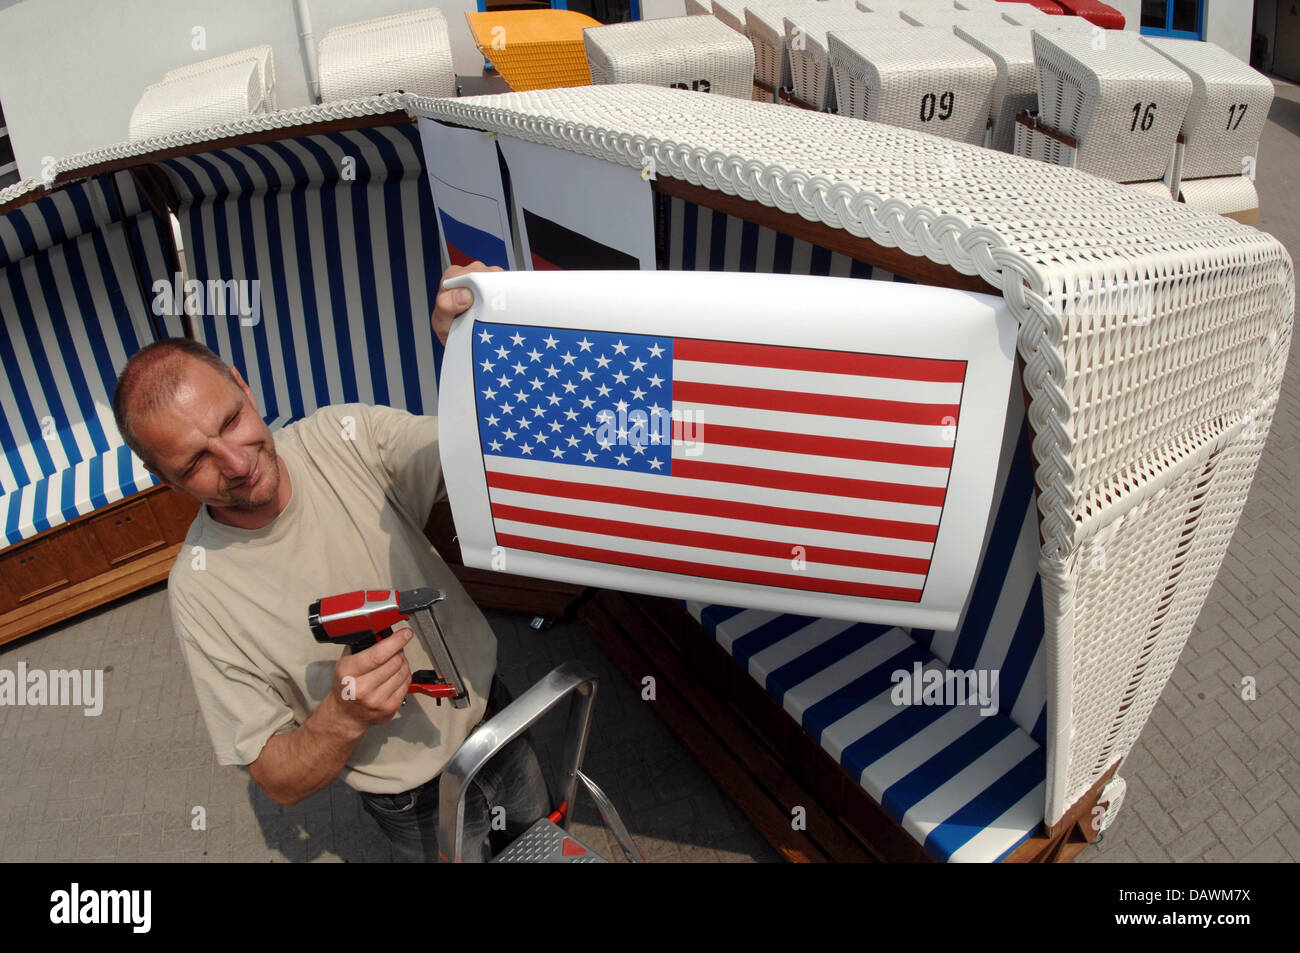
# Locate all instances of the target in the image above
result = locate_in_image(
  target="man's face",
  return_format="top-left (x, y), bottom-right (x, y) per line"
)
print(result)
top-left (134, 360), bottom-right (282, 516)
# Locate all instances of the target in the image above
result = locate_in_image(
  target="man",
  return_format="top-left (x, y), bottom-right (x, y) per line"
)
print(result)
top-left (111, 261), bottom-right (547, 862)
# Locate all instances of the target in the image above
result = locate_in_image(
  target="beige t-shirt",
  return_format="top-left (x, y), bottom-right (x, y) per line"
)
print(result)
top-left (167, 402), bottom-right (497, 794)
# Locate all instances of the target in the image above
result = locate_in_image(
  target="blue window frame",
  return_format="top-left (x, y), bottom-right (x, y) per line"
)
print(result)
top-left (1140, 0), bottom-right (1204, 40)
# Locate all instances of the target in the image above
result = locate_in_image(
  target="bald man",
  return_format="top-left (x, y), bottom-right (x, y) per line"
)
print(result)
top-left (111, 262), bottom-right (545, 861)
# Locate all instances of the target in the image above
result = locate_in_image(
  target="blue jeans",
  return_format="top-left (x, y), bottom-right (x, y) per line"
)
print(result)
top-left (359, 682), bottom-right (551, 863)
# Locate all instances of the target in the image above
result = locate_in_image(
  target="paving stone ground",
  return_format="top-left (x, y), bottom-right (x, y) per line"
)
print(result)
top-left (1, 79), bottom-right (1297, 865)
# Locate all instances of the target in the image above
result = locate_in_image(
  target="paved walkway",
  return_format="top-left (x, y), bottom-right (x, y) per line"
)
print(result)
top-left (1, 81), bottom-right (1297, 864)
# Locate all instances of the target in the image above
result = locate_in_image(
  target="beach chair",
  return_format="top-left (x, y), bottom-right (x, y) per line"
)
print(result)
top-left (317, 7), bottom-right (457, 101)
top-left (783, 2), bottom-right (879, 110)
top-left (583, 15), bottom-right (756, 99)
top-left (416, 82), bottom-right (1292, 861)
top-left (163, 46), bottom-right (278, 112)
top-left (829, 27), bottom-right (998, 144)
top-left (129, 60), bottom-right (267, 141)
top-left (747, 0), bottom-right (854, 96)
top-left (1024, 29), bottom-right (1191, 189)
top-left (955, 23), bottom-right (1037, 151)
top-left (1142, 37), bottom-right (1274, 223)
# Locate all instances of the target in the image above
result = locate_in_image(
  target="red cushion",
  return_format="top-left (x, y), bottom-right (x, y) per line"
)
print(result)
top-left (1054, 0), bottom-right (1127, 28)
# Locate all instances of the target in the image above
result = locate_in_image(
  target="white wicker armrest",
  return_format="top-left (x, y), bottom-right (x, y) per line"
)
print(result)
top-left (1141, 37), bottom-right (1274, 182)
top-left (583, 15), bottom-right (757, 100)
top-left (128, 60), bottom-right (263, 142)
top-left (1033, 29), bottom-right (1192, 183)
top-left (164, 45), bottom-right (277, 112)
top-left (317, 7), bottom-right (456, 102)
top-left (829, 26), bottom-right (997, 144)
top-left (955, 23), bottom-right (1038, 152)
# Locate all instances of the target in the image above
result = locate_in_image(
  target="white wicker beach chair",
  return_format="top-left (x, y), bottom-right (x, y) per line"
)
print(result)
top-left (997, 2), bottom-right (1058, 27)
top-left (128, 60), bottom-right (265, 142)
top-left (1141, 37), bottom-right (1273, 218)
top-left (583, 16), bottom-right (756, 99)
top-left (900, 8), bottom-right (985, 27)
top-left (1031, 29), bottom-right (1191, 184)
top-left (164, 45), bottom-right (277, 112)
top-left (414, 82), bottom-right (1293, 860)
top-left (317, 7), bottom-right (457, 102)
top-left (713, 0), bottom-right (813, 36)
top-left (748, 0), bottom-right (858, 93)
top-left (829, 27), bottom-right (997, 143)
top-left (783, 3), bottom-right (879, 109)
top-left (955, 23), bottom-right (1038, 152)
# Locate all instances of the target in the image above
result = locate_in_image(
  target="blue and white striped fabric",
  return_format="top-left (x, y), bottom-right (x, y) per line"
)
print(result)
top-left (686, 383), bottom-right (1047, 862)
top-left (663, 195), bottom-right (914, 283)
top-left (1, 173), bottom-right (171, 547)
top-left (155, 123), bottom-right (445, 429)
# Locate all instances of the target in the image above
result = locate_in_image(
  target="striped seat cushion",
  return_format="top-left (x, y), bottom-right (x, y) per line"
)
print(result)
top-left (689, 603), bottom-right (1044, 862)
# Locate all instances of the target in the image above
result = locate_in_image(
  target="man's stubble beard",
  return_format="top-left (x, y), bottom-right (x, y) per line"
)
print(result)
top-left (223, 442), bottom-right (280, 510)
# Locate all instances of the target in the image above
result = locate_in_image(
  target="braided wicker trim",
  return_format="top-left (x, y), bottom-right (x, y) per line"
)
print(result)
top-left (0, 178), bottom-right (44, 209)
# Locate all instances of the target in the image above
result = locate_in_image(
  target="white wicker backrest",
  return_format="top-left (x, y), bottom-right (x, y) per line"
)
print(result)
top-left (828, 26), bottom-right (997, 144)
top-left (1041, 15), bottom-right (1101, 34)
top-left (747, 0), bottom-right (860, 93)
top-left (1142, 37), bottom-right (1274, 181)
top-left (955, 23), bottom-right (1038, 152)
top-left (900, 9), bottom-right (984, 27)
top-left (317, 7), bottom-right (456, 101)
top-left (713, 0), bottom-right (815, 35)
top-left (1033, 29), bottom-right (1192, 183)
top-left (410, 83), bottom-right (1293, 829)
top-left (164, 45), bottom-right (277, 112)
top-left (998, 2), bottom-right (1056, 26)
top-left (785, 7), bottom-right (882, 109)
top-left (128, 60), bottom-right (263, 142)
top-left (583, 16), bottom-right (757, 100)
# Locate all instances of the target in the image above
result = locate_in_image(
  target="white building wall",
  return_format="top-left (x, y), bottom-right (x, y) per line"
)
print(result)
top-left (1204, 0), bottom-right (1254, 61)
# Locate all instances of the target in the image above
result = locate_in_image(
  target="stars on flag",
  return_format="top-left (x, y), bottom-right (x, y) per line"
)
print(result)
top-left (471, 321), bottom-right (675, 474)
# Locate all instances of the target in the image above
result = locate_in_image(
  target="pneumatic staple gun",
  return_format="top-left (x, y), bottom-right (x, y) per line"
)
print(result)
top-left (308, 587), bottom-right (470, 708)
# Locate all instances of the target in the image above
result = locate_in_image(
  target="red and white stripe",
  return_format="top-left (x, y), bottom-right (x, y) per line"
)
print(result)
top-left (484, 338), bottom-right (965, 604)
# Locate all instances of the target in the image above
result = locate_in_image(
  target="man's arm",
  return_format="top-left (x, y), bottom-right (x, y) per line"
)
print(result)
top-left (247, 629), bottom-right (415, 805)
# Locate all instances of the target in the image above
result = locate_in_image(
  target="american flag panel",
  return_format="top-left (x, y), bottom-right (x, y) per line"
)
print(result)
top-left (443, 270), bottom-right (1016, 631)
top-left (471, 320), bottom-right (965, 605)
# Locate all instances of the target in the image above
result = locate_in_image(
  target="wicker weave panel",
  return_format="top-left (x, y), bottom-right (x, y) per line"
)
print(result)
top-left (128, 60), bottom-right (264, 142)
top-left (785, 5), bottom-right (881, 109)
top-left (748, 0), bottom-right (860, 90)
top-left (1142, 37), bottom-right (1274, 181)
top-left (317, 7), bottom-right (457, 101)
top-left (583, 15), bottom-right (757, 100)
top-left (955, 24), bottom-right (1038, 152)
top-left (1033, 29), bottom-right (1192, 183)
top-left (164, 45), bottom-right (277, 112)
top-left (828, 27), bottom-right (997, 144)
top-left (1178, 175), bottom-right (1259, 216)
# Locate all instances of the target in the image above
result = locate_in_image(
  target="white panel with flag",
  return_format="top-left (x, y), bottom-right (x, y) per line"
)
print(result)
top-left (439, 270), bottom-right (1017, 631)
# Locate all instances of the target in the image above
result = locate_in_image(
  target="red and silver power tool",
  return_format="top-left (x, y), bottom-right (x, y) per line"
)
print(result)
top-left (308, 587), bottom-right (469, 708)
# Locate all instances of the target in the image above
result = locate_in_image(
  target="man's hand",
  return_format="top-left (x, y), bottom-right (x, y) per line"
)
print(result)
top-left (325, 628), bottom-right (414, 734)
top-left (246, 628), bottom-right (414, 806)
top-left (432, 261), bottom-right (504, 346)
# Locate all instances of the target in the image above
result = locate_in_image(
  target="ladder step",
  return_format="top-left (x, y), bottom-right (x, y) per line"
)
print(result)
top-left (491, 817), bottom-right (608, 863)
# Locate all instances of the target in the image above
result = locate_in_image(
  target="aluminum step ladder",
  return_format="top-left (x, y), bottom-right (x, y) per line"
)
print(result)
top-left (438, 661), bottom-right (643, 863)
